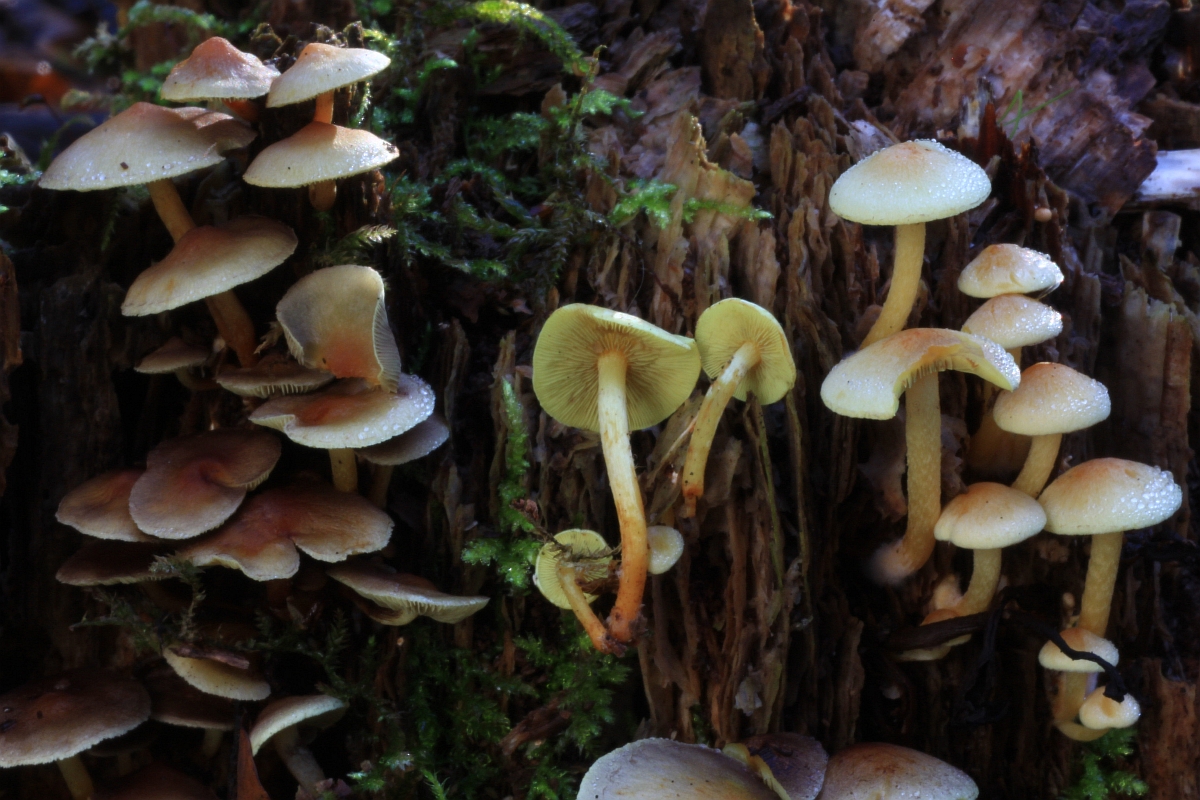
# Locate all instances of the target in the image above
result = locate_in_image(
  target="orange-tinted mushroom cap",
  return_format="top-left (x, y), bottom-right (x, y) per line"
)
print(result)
top-left (56, 469), bottom-right (153, 542)
top-left (162, 37), bottom-right (280, 102)
top-left (172, 107), bottom-right (256, 152)
top-left (129, 428), bottom-right (282, 540)
top-left (267, 43), bottom-right (390, 107)
top-left (819, 743), bottom-right (978, 800)
top-left (243, 122), bottom-right (398, 188)
top-left (961, 295), bottom-right (1063, 350)
top-left (55, 541), bottom-right (166, 586)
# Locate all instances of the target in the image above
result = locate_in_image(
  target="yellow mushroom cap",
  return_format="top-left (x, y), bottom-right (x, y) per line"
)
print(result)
top-left (578, 738), bottom-right (780, 800)
top-left (243, 122), bottom-right (398, 187)
top-left (534, 529), bottom-right (611, 609)
top-left (122, 217), bottom-right (297, 316)
top-left (40, 103), bottom-right (226, 191)
top-left (162, 647), bottom-right (270, 701)
top-left (358, 415), bottom-right (449, 465)
top-left (933, 482), bottom-right (1047, 549)
top-left (817, 743), bottom-right (978, 800)
top-left (276, 265), bottom-right (401, 392)
top-left (532, 304), bottom-right (701, 431)
top-left (326, 561), bottom-right (488, 624)
top-left (961, 295), bottom-right (1063, 349)
top-left (1079, 687), bottom-right (1141, 729)
top-left (992, 363), bottom-right (1110, 436)
top-left (215, 354), bottom-right (334, 398)
top-left (695, 298), bottom-right (795, 404)
top-left (1038, 628), bottom-right (1119, 673)
top-left (57, 468), bottom-right (153, 542)
top-left (1039, 458), bottom-right (1181, 535)
top-left (828, 140), bottom-right (991, 226)
top-left (647, 525), bottom-right (685, 574)
top-left (820, 328), bottom-right (1020, 420)
top-left (957, 244), bottom-right (1064, 298)
top-left (266, 43), bottom-right (390, 108)
top-left (161, 37), bottom-right (280, 101)
top-left (249, 695), bottom-right (346, 754)
top-left (135, 337), bottom-right (210, 374)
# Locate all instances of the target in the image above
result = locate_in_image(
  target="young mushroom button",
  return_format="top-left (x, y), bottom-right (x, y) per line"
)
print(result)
top-left (957, 244), bottom-right (1064, 299)
top-left (161, 37), bottom-right (279, 122)
top-left (532, 304), bottom-right (700, 646)
top-left (250, 695), bottom-right (347, 795)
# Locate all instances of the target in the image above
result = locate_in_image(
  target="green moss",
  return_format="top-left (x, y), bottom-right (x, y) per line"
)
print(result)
top-left (461, 0), bottom-right (587, 75)
top-left (1061, 729), bottom-right (1148, 800)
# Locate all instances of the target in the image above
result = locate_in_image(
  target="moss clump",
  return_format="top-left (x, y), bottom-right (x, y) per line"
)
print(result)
top-left (1062, 729), bottom-right (1148, 800)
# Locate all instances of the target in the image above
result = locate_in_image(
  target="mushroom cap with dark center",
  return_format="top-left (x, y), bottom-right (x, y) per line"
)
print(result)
top-left (135, 338), bottom-right (210, 374)
top-left (961, 295), bottom-right (1063, 350)
top-left (266, 43), bottom-right (390, 107)
top-left (957, 244), bottom-right (1063, 298)
top-left (820, 328), bottom-right (1020, 420)
top-left (992, 363), bottom-right (1111, 436)
top-left (243, 122), bottom-right (398, 187)
top-left (145, 666), bottom-right (236, 730)
top-left (532, 304), bottom-right (701, 431)
top-left (1038, 628), bottom-right (1119, 673)
top-left (129, 428), bottom-right (282, 540)
top-left (181, 482), bottom-right (393, 581)
top-left (275, 265), bottom-right (401, 391)
top-left (56, 468), bottom-right (153, 542)
top-left (162, 37), bottom-right (280, 101)
top-left (92, 763), bottom-right (218, 800)
top-left (249, 695), bottom-right (346, 754)
top-left (0, 671), bottom-right (151, 766)
top-left (534, 529), bottom-right (611, 609)
top-left (818, 743), bottom-right (978, 800)
top-left (358, 415), bottom-right (449, 465)
top-left (578, 738), bottom-right (780, 800)
top-left (1038, 458), bottom-right (1181, 536)
top-left (933, 482), bottom-right (1047, 549)
top-left (828, 140), bottom-right (990, 226)
top-left (249, 376), bottom-right (435, 449)
top-left (55, 541), bottom-right (166, 586)
top-left (215, 354), bottom-right (334, 398)
top-left (326, 561), bottom-right (488, 624)
top-left (743, 733), bottom-right (828, 800)
top-left (122, 217), bottom-right (298, 316)
top-left (695, 298), bottom-right (795, 404)
top-left (162, 647), bottom-right (270, 702)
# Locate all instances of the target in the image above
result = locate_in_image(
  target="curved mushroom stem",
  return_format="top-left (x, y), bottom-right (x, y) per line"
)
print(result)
top-left (329, 449), bottom-right (358, 493)
top-left (557, 561), bottom-right (617, 654)
top-left (1054, 672), bottom-right (1101, 738)
top-left (314, 92), bottom-right (334, 125)
top-left (1079, 531), bottom-right (1124, 636)
top-left (368, 464), bottom-right (394, 508)
top-left (681, 341), bottom-right (759, 516)
top-left (201, 729), bottom-right (224, 759)
top-left (148, 179), bottom-right (196, 242)
top-left (1011, 433), bottom-right (1062, 498)
top-left (870, 371), bottom-right (941, 584)
top-left (862, 223), bottom-right (926, 348)
top-left (56, 756), bottom-right (95, 800)
top-left (272, 728), bottom-right (326, 794)
top-left (309, 181), bottom-right (338, 212)
top-left (954, 548), bottom-right (1001, 616)
top-left (597, 350), bottom-right (649, 644)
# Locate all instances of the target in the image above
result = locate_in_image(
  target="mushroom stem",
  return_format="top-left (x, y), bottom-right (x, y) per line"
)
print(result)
top-left (222, 98), bottom-right (259, 123)
top-left (309, 181), bottom-right (337, 211)
top-left (1011, 433), bottom-right (1062, 498)
top-left (205, 291), bottom-right (260, 368)
top-left (272, 728), bottom-right (326, 793)
top-left (368, 464), bottom-right (394, 508)
top-left (965, 411), bottom-right (1031, 477)
top-left (954, 548), bottom-right (1001, 616)
top-left (557, 561), bottom-right (617, 654)
top-left (681, 341), bottom-right (759, 516)
top-left (597, 350), bottom-right (649, 644)
top-left (329, 449), bottom-right (358, 493)
top-left (147, 179), bottom-right (196, 242)
top-left (56, 755), bottom-right (95, 800)
top-left (862, 223), bottom-right (925, 348)
top-left (314, 92), bottom-right (334, 125)
top-left (201, 728), bottom-right (224, 759)
top-left (871, 371), bottom-right (941, 584)
top-left (1079, 531), bottom-right (1124, 636)
top-left (1053, 672), bottom-right (1093, 729)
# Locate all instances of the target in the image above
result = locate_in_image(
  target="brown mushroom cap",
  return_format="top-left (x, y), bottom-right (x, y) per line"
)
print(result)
top-left (135, 338), bottom-right (210, 374)
top-left (933, 482), bottom-right (1047, 549)
top-left (92, 763), bottom-right (218, 800)
top-left (695, 298), bottom-right (795, 404)
top-left (327, 561), bottom-right (489, 624)
top-left (55, 541), bottom-right (166, 586)
top-left (358, 415), bottom-right (449, 465)
top-left (242, 122), bottom-right (398, 188)
top-left (275, 265), bottom-right (402, 391)
top-left (249, 695), bottom-right (347, 754)
top-left (1039, 458), bottom-right (1182, 536)
top-left (743, 733), bottom-right (828, 800)
top-left (56, 469), bottom-right (153, 542)
top-left (162, 37), bottom-right (280, 102)
top-left (957, 244), bottom-right (1064, 298)
top-left (267, 43), bottom-right (390, 107)
top-left (180, 482), bottom-right (393, 581)
top-left (145, 666), bottom-right (236, 730)
top-left (818, 743), bottom-right (978, 800)
top-left (992, 363), bottom-right (1111, 436)
top-left (129, 428), bottom-right (282, 540)
top-left (578, 738), bottom-right (779, 800)
top-left (0, 671), bottom-right (151, 766)
top-left (162, 647), bottom-right (270, 702)
top-left (122, 217), bottom-right (298, 316)
top-left (215, 355), bottom-right (334, 398)
top-left (961, 295), bottom-right (1063, 350)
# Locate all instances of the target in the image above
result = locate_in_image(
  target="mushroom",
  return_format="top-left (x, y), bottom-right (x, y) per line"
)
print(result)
top-left (1079, 687), bottom-right (1141, 731)
top-left (327, 560), bottom-right (489, 624)
top-left (532, 304), bottom-right (700, 645)
top-left (740, 733), bottom-right (828, 800)
top-left (55, 541), bottom-right (166, 587)
top-left (162, 646), bottom-right (271, 702)
top-left (578, 738), bottom-right (780, 800)
top-left (359, 414), bottom-right (450, 508)
top-left (818, 743), bottom-right (978, 800)
top-left (56, 469), bottom-right (154, 542)
top-left (215, 353), bottom-right (334, 398)
top-left (681, 298), bottom-right (795, 516)
top-left (961, 295), bottom-right (1063, 365)
top-left (161, 37), bottom-right (280, 122)
top-left (534, 529), bottom-right (614, 651)
top-left (267, 43), bottom-right (390, 127)
top-left (820, 328), bottom-right (1020, 584)
top-left (249, 695), bottom-right (347, 794)
top-left (145, 665), bottom-right (236, 758)
top-left (647, 525), bottom-right (685, 575)
top-left (0, 671), bottom-right (151, 800)
top-left (828, 140), bottom-right (991, 348)
top-left (134, 337), bottom-right (212, 391)
top-left (91, 763), bottom-right (218, 800)
top-left (1037, 628), bottom-right (1122, 740)
top-left (957, 244), bottom-right (1064, 300)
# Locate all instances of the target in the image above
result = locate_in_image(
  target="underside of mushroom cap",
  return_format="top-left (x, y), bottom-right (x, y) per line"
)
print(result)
top-left (276, 265), bottom-right (401, 391)
top-left (819, 742), bottom-right (979, 800)
top-left (578, 738), bottom-right (780, 800)
top-left (145, 666), bottom-right (236, 730)
top-left (992, 362), bottom-right (1111, 436)
top-left (56, 468), bottom-right (153, 542)
top-left (1038, 457), bottom-right (1181, 535)
top-left (1038, 628), bottom-right (1119, 672)
top-left (135, 338), bottom-right (210, 374)
top-left (122, 217), bottom-right (297, 316)
top-left (162, 648), bottom-right (270, 701)
top-left (215, 354), bottom-right (333, 398)
top-left (358, 415), bottom-right (449, 465)
top-left (162, 37), bottom-right (279, 101)
top-left (243, 122), bottom-right (398, 187)
top-left (532, 304), bottom-right (701, 432)
top-left (695, 298), bottom-right (795, 404)
top-left (55, 541), bottom-right (167, 586)
top-left (957, 244), bottom-right (1064, 298)
top-left (250, 695), bottom-right (347, 754)
top-left (267, 43), bottom-right (390, 107)
top-left (534, 529), bottom-right (611, 609)
top-left (326, 561), bottom-right (489, 623)
top-left (820, 328), bottom-right (1020, 420)
top-left (933, 482), bottom-right (1047, 549)
top-left (961, 295), bottom-right (1064, 349)
top-left (828, 140), bottom-right (991, 225)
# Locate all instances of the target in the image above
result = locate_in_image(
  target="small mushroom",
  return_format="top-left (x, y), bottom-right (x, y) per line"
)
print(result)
top-left (818, 743), bottom-right (978, 800)
top-left (249, 695), bottom-right (347, 794)
top-left (533, 530), bottom-right (614, 650)
top-left (359, 414), bottom-right (450, 508)
top-left (1037, 628), bottom-right (1119, 674)
top-left (56, 469), bottom-right (153, 542)
top-left (55, 541), bottom-right (166, 587)
top-left (647, 525), bottom-right (685, 575)
top-left (215, 354), bottom-right (334, 398)
top-left (961, 295), bottom-right (1063, 364)
top-left (161, 37), bottom-right (280, 122)
top-left (957, 244), bottom-right (1063, 299)
top-left (1079, 687), bottom-right (1141, 731)
top-left (578, 738), bottom-right (780, 800)
top-left (267, 43), bottom-right (390, 126)
top-left (162, 646), bottom-right (271, 702)
top-left (134, 337), bottom-right (212, 391)
top-left (327, 560), bottom-right (489, 624)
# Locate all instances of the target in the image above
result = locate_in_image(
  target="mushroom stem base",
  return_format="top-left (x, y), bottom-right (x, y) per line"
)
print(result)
top-left (369, 464), bottom-right (394, 508)
top-left (1080, 531), bottom-right (1124, 636)
top-left (861, 222), bottom-right (925, 347)
top-left (330, 449), bottom-right (358, 493)
top-left (1012, 433), bottom-right (1062, 498)
top-left (275, 733), bottom-right (327, 794)
top-left (205, 291), bottom-right (259, 368)
top-left (57, 756), bottom-right (95, 800)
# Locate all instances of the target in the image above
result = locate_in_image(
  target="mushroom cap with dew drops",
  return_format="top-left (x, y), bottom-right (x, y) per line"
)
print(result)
top-left (647, 525), bottom-right (685, 574)
top-left (820, 328), bottom-right (1020, 420)
top-left (1079, 687), bottom-right (1141, 729)
top-left (993, 363), bottom-right (1111, 437)
top-left (532, 304), bottom-right (700, 431)
top-left (933, 482), bottom-right (1046, 549)
top-left (243, 122), bottom-right (398, 188)
top-left (181, 482), bottom-right (393, 581)
top-left (249, 376), bottom-right (435, 449)
top-left (534, 529), bottom-right (611, 609)
top-left (578, 738), bottom-right (780, 800)
top-left (162, 37), bottom-right (279, 102)
top-left (818, 742), bottom-right (978, 800)
top-left (961, 295), bottom-right (1063, 350)
top-left (145, 666), bottom-right (236, 731)
top-left (327, 561), bottom-right (489, 624)
top-left (55, 541), bottom-right (166, 586)
top-left (742, 733), bottom-right (828, 800)
top-left (249, 695), bottom-right (346, 755)
top-left (1038, 628), bottom-right (1119, 673)
top-left (135, 338), bottom-right (209, 375)
top-left (359, 415), bottom-right (449, 465)
top-left (0, 671), bottom-right (151, 767)
top-left (828, 140), bottom-right (990, 226)
top-left (122, 217), bottom-right (297, 316)
top-left (162, 647), bottom-right (270, 702)
top-left (129, 428), bottom-right (281, 540)
top-left (56, 468), bottom-right (153, 542)
top-left (695, 298), bottom-right (795, 403)
top-left (267, 43), bottom-right (390, 108)
top-left (276, 265), bottom-right (401, 391)
top-left (216, 354), bottom-right (334, 398)
top-left (92, 763), bottom-right (218, 800)
top-left (1038, 458), bottom-right (1182, 536)
top-left (957, 244), bottom-right (1064, 298)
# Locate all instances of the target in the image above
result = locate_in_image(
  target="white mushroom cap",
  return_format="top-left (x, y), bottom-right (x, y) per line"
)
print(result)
top-left (578, 738), bottom-right (780, 800)
top-left (647, 525), bottom-right (685, 575)
top-left (243, 122), bottom-right (398, 188)
top-left (326, 560), bottom-right (489, 624)
top-left (267, 43), bottom-right (390, 107)
top-left (249, 695), bottom-right (346, 755)
top-left (358, 415), bottom-right (449, 465)
top-left (961, 295), bottom-right (1063, 350)
top-left (1038, 458), bottom-right (1182, 535)
top-left (818, 743), bottom-right (978, 800)
top-left (992, 363), bottom-right (1111, 436)
top-left (1037, 628), bottom-right (1119, 673)
top-left (1079, 687), bottom-right (1141, 729)
top-left (933, 482), bottom-right (1047, 549)
top-left (135, 338), bottom-right (210, 374)
top-left (957, 244), bottom-right (1063, 298)
top-left (162, 647), bottom-right (270, 701)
